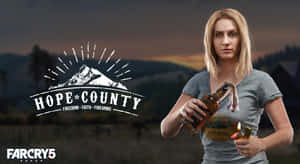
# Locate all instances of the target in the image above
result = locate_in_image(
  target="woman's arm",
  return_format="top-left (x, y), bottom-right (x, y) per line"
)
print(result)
top-left (160, 94), bottom-right (207, 138)
top-left (160, 94), bottom-right (192, 138)
top-left (260, 97), bottom-right (294, 149)
top-left (235, 97), bottom-right (294, 157)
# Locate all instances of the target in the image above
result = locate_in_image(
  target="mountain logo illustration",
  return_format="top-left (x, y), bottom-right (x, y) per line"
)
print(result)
top-left (30, 42), bottom-right (144, 117)
top-left (49, 65), bottom-right (127, 90)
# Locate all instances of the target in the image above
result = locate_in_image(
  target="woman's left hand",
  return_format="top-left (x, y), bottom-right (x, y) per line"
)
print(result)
top-left (234, 136), bottom-right (266, 157)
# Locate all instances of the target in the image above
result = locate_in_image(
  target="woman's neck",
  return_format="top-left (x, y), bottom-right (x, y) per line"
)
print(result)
top-left (216, 59), bottom-right (239, 82)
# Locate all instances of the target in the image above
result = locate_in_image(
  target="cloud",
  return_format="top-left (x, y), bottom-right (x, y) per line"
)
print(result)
top-left (142, 53), bottom-right (205, 70)
top-left (0, 0), bottom-right (299, 61)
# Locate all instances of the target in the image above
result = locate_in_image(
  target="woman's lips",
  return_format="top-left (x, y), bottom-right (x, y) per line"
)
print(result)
top-left (222, 49), bottom-right (233, 53)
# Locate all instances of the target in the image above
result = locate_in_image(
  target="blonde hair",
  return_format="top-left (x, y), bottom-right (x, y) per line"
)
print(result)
top-left (203, 8), bottom-right (252, 79)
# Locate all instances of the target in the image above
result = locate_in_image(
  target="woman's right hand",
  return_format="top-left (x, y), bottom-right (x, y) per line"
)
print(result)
top-left (178, 98), bottom-right (208, 123)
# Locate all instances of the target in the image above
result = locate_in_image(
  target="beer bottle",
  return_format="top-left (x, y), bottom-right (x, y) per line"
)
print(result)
top-left (184, 82), bottom-right (234, 133)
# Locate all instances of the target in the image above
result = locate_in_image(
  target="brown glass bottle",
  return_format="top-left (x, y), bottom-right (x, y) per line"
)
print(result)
top-left (185, 83), bottom-right (232, 133)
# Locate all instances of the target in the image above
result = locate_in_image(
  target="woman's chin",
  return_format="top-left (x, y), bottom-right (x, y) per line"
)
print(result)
top-left (218, 53), bottom-right (236, 60)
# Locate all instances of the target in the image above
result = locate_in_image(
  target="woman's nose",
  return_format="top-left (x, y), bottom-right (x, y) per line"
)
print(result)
top-left (222, 35), bottom-right (230, 45)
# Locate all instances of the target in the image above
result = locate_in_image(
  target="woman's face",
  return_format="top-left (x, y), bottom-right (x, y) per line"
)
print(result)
top-left (213, 18), bottom-right (240, 61)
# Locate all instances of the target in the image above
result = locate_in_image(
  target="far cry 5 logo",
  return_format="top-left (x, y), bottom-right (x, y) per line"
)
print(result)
top-left (30, 42), bottom-right (144, 117)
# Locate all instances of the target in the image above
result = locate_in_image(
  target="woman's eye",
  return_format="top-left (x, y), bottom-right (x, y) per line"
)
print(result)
top-left (215, 32), bottom-right (223, 38)
top-left (229, 32), bottom-right (238, 37)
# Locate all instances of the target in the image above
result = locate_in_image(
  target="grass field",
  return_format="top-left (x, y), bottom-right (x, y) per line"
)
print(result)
top-left (0, 124), bottom-right (299, 164)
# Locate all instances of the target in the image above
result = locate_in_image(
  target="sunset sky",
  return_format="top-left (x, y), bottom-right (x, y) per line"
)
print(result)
top-left (1, 0), bottom-right (299, 70)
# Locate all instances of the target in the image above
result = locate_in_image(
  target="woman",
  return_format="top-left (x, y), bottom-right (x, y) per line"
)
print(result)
top-left (160, 8), bottom-right (294, 164)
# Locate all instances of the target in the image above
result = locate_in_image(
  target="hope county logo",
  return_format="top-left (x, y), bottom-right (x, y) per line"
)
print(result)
top-left (30, 42), bottom-right (144, 117)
